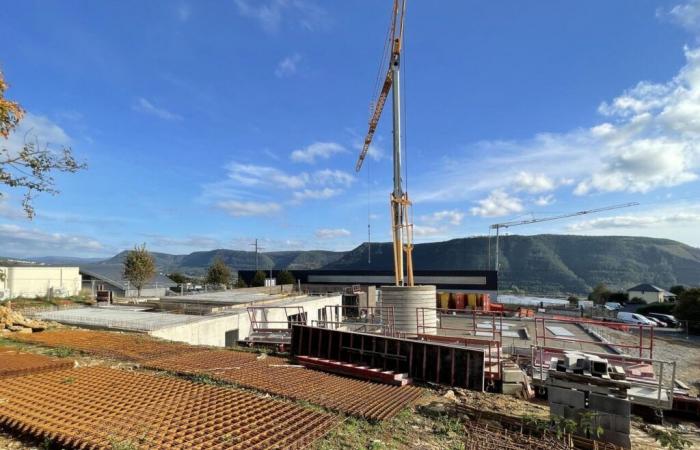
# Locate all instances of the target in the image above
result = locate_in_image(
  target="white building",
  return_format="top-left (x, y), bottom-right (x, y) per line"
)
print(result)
top-left (0, 265), bottom-right (82, 300)
top-left (627, 283), bottom-right (675, 304)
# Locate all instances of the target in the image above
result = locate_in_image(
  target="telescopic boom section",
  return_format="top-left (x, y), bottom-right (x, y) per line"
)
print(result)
top-left (355, 0), bottom-right (414, 286)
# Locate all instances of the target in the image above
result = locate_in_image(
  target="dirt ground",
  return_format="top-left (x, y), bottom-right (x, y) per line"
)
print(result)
top-left (601, 327), bottom-right (700, 395)
top-left (1, 334), bottom-right (699, 450)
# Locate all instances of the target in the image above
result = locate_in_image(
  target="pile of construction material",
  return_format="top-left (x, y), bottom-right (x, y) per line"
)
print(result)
top-left (0, 306), bottom-right (47, 335)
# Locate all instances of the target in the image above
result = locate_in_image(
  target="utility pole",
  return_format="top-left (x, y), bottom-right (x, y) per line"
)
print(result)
top-left (250, 239), bottom-right (264, 272)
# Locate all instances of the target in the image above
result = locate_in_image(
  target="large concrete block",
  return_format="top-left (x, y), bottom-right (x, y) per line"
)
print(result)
top-left (600, 430), bottom-right (631, 449)
top-left (549, 402), bottom-right (566, 418)
top-left (589, 393), bottom-right (630, 417)
top-left (501, 382), bottom-right (522, 395)
top-left (548, 386), bottom-right (585, 409)
top-left (502, 368), bottom-right (525, 383)
top-left (614, 415), bottom-right (631, 434)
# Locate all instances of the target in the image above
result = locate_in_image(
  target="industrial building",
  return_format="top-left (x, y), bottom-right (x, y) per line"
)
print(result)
top-left (79, 265), bottom-right (176, 298)
top-left (0, 265), bottom-right (82, 300)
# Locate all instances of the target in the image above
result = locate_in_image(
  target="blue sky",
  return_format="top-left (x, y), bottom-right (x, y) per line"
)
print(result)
top-left (1, 0), bottom-right (700, 257)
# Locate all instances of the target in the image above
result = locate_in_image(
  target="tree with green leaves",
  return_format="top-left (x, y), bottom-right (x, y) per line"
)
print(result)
top-left (1, 70), bottom-right (86, 218)
top-left (588, 283), bottom-right (611, 305)
top-left (168, 272), bottom-right (187, 285)
top-left (235, 277), bottom-right (247, 288)
top-left (670, 285), bottom-right (686, 297)
top-left (276, 270), bottom-right (295, 285)
top-left (206, 258), bottom-right (231, 286)
top-left (675, 288), bottom-right (700, 334)
top-left (251, 270), bottom-right (266, 287)
top-left (122, 244), bottom-right (156, 297)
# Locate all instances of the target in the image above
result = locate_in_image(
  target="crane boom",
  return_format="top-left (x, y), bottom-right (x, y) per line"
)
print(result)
top-left (354, 0), bottom-right (413, 286)
top-left (489, 202), bottom-right (640, 271)
top-left (490, 202), bottom-right (640, 230)
top-left (355, 0), bottom-right (406, 173)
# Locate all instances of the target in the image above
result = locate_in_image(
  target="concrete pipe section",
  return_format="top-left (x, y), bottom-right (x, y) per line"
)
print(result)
top-left (381, 285), bottom-right (437, 335)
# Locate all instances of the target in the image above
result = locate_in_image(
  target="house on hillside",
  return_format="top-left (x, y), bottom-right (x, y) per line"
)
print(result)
top-left (80, 265), bottom-right (175, 298)
top-left (0, 264), bottom-right (82, 300)
top-left (627, 283), bottom-right (676, 304)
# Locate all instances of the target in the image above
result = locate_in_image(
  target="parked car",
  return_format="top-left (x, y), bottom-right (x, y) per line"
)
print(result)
top-left (644, 316), bottom-right (667, 327)
top-left (647, 313), bottom-right (680, 328)
top-left (604, 302), bottom-right (623, 311)
top-left (617, 312), bottom-right (656, 326)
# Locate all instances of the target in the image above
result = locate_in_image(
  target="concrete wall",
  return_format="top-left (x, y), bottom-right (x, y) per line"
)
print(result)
top-left (628, 290), bottom-right (663, 304)
top-left (0, 266), bottom-right (82, 300)
top-left (150, 295), bottom-right (342, 347)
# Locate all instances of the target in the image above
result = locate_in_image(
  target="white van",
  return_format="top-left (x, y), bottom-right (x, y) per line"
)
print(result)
top-left (617, 312), bottom-right (655, 326)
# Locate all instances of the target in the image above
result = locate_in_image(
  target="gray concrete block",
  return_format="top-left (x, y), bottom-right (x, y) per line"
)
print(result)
top-left (549, 402), bottom-right (566, 418)
top-left (548, 386), bottom-right (585, 409)
top-left (589, 393), bottom-right (630, 417)
top-left (502, 368), bottom-right (525, 383)
top-left (501, 382), bottom-right (522, 395)
top-left (600, 430), bottom-right (631, 449)
top-left (614, 415), bottom-right (631, 434)
top-left (596, 412), bottom-right (613, 430)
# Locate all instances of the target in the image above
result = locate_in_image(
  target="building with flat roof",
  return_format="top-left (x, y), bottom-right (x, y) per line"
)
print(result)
top-left (0, 265), bottom-right (81, 300)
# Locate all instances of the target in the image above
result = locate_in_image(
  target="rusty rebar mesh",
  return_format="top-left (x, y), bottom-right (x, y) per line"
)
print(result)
top-left (10, 330), bottom-right (199, 362)
top-left (11, 330), bottom-right (422, 421)
top-left (0, 347), bottom-right (74, 378)
top-left (0, 366), bottom-right (338, 450)
top-left (143, 350), bottom-right (423, 421)
top-left (464, 422), bottom-right (570, 450)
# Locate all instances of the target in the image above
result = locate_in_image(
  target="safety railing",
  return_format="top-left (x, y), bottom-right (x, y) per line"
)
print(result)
top-left (312, 305), bottom-right (395, 336)
top-left (247, 306), bottom-right (307, 332)
top-left (534, 316), bottom-right (655, 359)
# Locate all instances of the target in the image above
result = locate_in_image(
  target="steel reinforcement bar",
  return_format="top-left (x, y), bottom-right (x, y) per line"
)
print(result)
top-left (9, 329), bottom-right (200, 362)
top-left (143, 349), bottom-right (422, 421)
top-left (0, 366), bottom-right (338, 450)
top-left (0, 348), bottom-right (74, 378)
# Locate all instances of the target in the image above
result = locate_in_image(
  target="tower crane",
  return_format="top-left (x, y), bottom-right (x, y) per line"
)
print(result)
top-left (355, 0), bottom-right (414, 287)
top-left (489, 202), bottom-right (639, 271)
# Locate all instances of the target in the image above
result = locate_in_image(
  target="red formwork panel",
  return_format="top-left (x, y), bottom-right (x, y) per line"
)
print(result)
top-left (0, 366), bottom-right (338, 449)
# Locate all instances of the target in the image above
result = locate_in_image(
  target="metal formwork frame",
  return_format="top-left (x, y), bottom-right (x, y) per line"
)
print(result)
top-left (247, 306), bottom-right (307, 332)
top-left (415, 308), bottom-right (504, 380)
top-left (312, 305), bottom-right (396, 336)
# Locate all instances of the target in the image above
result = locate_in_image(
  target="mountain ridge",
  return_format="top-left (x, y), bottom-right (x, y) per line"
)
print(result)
top-left (12, 235), bottom-right (700, 295)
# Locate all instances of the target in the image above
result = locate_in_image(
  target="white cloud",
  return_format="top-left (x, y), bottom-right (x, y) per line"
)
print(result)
top-left (314, 169), bottom-right (354, 187)
top-left (132, 97), bottom-right (183, 121)
top-left (234, 0), bottom-right (329, 33)
top-left (413, 225), bottom-right (443, 237)
top-left (470, 190), bottom-right (523, 217)
top-left (290, 141), bottom-right (346, 163)
top-left (513, 172), bottom-right (555, 193)
top-left (226, 163), bottom-right (309, 189)
top-left (275, 53), bottom-right (302, 78)
top-left (2, 113), bottom-right (71, 158)
top-left (292, 187), bottom-right (341, 202)
top-left (416, 43), bottom-right (700, 203)
top-left (0, 196), bottom-right (25, 220)
top-left (315, 228), bottom-right (350, 239)
top-left (661, 0), bottom-right (700, 33)
top-left (568, 211), bottom-right (700, 231)
top-left (534, 194), bottom-right (555, 207)
top-left (145, 234), bottom-right (220, 250)
top-left (420, 210), bottom-right (464, 226)
top-left (216, 200), bottom-right (281, 217)
top-left (0, 223), bottom-right (105, 256)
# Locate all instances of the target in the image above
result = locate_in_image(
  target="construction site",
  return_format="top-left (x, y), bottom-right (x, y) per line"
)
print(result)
top-left (2, 1), bottom-right (700, 449)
